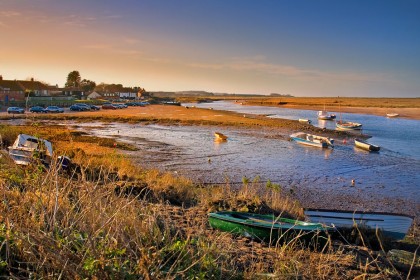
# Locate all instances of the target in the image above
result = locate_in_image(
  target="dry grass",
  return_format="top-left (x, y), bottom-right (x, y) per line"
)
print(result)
top-left (0, 124), bottom-right (417, 279)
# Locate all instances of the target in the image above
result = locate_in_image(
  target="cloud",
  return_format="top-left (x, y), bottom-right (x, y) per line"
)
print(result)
top-left (82, 44), bottom-right (112, 50)
top-left (187, 56), bottom-right (392, 83)
top-left (0, 11), bottom-right (21, 17)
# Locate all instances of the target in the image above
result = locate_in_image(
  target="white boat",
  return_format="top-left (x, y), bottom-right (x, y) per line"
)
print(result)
top-left (290, 132), bottom-right (334, 148)
top-left (317, 103), bottom-right (336, 120)
top-left (8, 134), bottom-right (53, 166)
top-left (354, 138), bottom-right (380, 152)
top-left (298, 118), bottom-right (312, 124)
top-left (336, 120), bottom-right (363, 131)
top-left (386, 113), bottom-right (399, 118)
top-left (317, 110), bottom-right (336, 120)
top-left (304, 208), bottom-right (413, 240)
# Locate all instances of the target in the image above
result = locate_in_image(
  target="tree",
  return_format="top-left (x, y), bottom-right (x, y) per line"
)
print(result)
top-left (80, 79), bottom-right (96, 92)
top-left (65, 71), bottom-right (81, 88)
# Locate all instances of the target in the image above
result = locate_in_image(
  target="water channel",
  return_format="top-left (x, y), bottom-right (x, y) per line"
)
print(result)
top-left (73, 101), bottom-right (419, 216)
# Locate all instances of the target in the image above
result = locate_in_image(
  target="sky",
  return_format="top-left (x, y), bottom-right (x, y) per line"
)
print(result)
top-left (1, 0), bottom-right (419, 97)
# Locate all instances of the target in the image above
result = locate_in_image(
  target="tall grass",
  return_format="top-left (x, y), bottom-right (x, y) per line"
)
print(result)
top-left (0, 124), bottom-right (415, 279)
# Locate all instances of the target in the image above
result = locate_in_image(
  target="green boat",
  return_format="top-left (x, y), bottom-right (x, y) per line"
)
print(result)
top-left (208, 211), bottom-right (332, 244)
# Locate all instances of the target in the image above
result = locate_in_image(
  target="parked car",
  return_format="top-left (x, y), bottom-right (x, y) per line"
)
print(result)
top-left (90, 105), bottom-right (101, 110)
top-left (76, 103), bottom-right (92, 111)
top-left (45, 106), bottom-right (64, 113)
top-left (7, 107), bottom-right (25, 114)
top-left (102, 104), bottom-right (118, 110)
top-left (70, 104), bottom-right (89, 111)
top-left (29, 106), bottom-right (47, 113)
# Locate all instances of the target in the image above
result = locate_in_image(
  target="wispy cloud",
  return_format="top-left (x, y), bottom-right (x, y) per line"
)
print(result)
top-left (82, 44), bottom-right (112, 50)
top-left (188, 56), bottom-right (392, 83)
top-left (0, 11), bottom-right (21, 17)
top-left (82, 43), bottom-right (143, 57)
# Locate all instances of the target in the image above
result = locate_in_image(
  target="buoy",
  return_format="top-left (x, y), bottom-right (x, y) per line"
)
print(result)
top-left (351, 179), bottom-right (355, 186)
top-left (343, 139), bottom-right (347, 144)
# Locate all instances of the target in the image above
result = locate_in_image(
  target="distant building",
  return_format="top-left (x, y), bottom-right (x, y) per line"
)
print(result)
top-left (87, 91), bottom-right (103, 100)
top-left (0, 75), bottom-right (51, 105)
top-left (62, 87), bottom-right (85, 99)
top-left (117, 88), bottom-right (137, 100)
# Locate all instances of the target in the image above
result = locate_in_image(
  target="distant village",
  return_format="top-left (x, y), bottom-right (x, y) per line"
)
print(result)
top-left (0, 73), bottom-right (150, 108)
top-left (0, 72), bottom-right (293, 108)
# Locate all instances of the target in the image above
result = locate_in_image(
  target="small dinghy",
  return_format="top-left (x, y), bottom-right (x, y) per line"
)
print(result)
top-left (214, 132), bottom-right (228, 141)
top-left (354, 138), bottom-right (380, 152)
top-left (208, 211), bottom-right (332, 243)
top-left (290, 132), bottom-right (334, 148)
top-left (336, 120), bottom-right (363, 131)
top-left (299, 118), bottom-right (312, 124)
top-left (8, 134), bottom-right (53, 166)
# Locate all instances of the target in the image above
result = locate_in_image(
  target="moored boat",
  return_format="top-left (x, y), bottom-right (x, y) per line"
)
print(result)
top-left (8, 134), bottom-right (53, 166)
top-left (304, 208), bottom-right (413, 240)
top-left (336, 120), bottom-right (363, 131)
top-left (317, 110), bottom-right (335, 120)
top-left (214, 132), bottom-right (228, 141)
top-left (386, 113), bottom-right (399, 118)
top-left (290, 132), bottom-right (334, 148)
top-left (208, 211), bottom-right (332, 243)
top-left (354, 138), bottom-right (380, 152)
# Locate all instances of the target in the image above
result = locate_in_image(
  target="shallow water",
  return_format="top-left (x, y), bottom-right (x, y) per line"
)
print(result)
top-left (74, 101), bottom-right (420, 217)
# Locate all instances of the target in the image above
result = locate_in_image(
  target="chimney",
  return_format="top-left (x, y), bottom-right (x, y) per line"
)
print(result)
top-left (31, 78), bottom-right (34, 82)
top-left (0, 75), bottom-right (2, 81)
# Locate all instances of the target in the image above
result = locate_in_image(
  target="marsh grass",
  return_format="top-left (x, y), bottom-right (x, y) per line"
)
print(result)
top-left (0, 124), bottom-right (416, 279)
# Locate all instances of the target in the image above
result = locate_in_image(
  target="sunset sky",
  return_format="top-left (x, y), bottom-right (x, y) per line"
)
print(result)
top-left (1, 0), bottom-right (419, 97)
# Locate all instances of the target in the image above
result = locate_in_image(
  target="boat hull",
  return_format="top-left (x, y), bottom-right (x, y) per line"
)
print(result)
top-left (304, 209), bottom-right (413, 240)
top-left (8, 134), bottom-right (53, 166)
top-left (214, 132), bottom-right (227, 141)
top-left (298, 119), bottom-right (312, 124)
top-left (354, 138), bottom-right (380, 152)
top-left (208, 211), bottom-right (331, 244)
top-left (290, 132), bottom-right (334, 148)
top-left (336, 121), bottom-right (363, 131)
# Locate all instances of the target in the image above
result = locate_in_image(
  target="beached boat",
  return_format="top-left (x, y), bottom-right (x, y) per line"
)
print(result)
top-left (354, 138), bottom-right (380, 152)
top-left (290, 132), bottom-right (334, 148)
top-left (208, 211), bottom-right (332, 243)
top-left (386, 113), bottom-right (399, 118)
top-left (304, 208), bottom-right (413, 240)
top-left (8, 134), bottom-right (53, 166)
top-left (214, 132), bottom-right (228, 141)
top-left (299, 118), bottom-right (312, 124)
top-left (336, 120), bottom-right (363, 131)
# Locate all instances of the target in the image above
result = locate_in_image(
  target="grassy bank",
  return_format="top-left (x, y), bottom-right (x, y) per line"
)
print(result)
top-left (0, 124), bottom-right (418, 279)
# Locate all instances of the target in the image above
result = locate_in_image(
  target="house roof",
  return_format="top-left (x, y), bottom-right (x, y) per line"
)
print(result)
top-left (0, 80), bottom-right (24, 91)
top-left (17, 80), bottom-right (50, 91)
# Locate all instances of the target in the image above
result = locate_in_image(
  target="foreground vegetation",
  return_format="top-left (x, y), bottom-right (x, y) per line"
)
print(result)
top-left (0, 124), bottom-right (418, 279)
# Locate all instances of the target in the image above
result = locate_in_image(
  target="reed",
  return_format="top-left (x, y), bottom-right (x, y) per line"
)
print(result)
top-left (0, 124), bottom-right (415, 279)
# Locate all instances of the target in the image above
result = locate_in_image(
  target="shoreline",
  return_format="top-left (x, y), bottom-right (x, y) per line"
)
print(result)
top-left (280, 104), bottom-right (420, 120)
